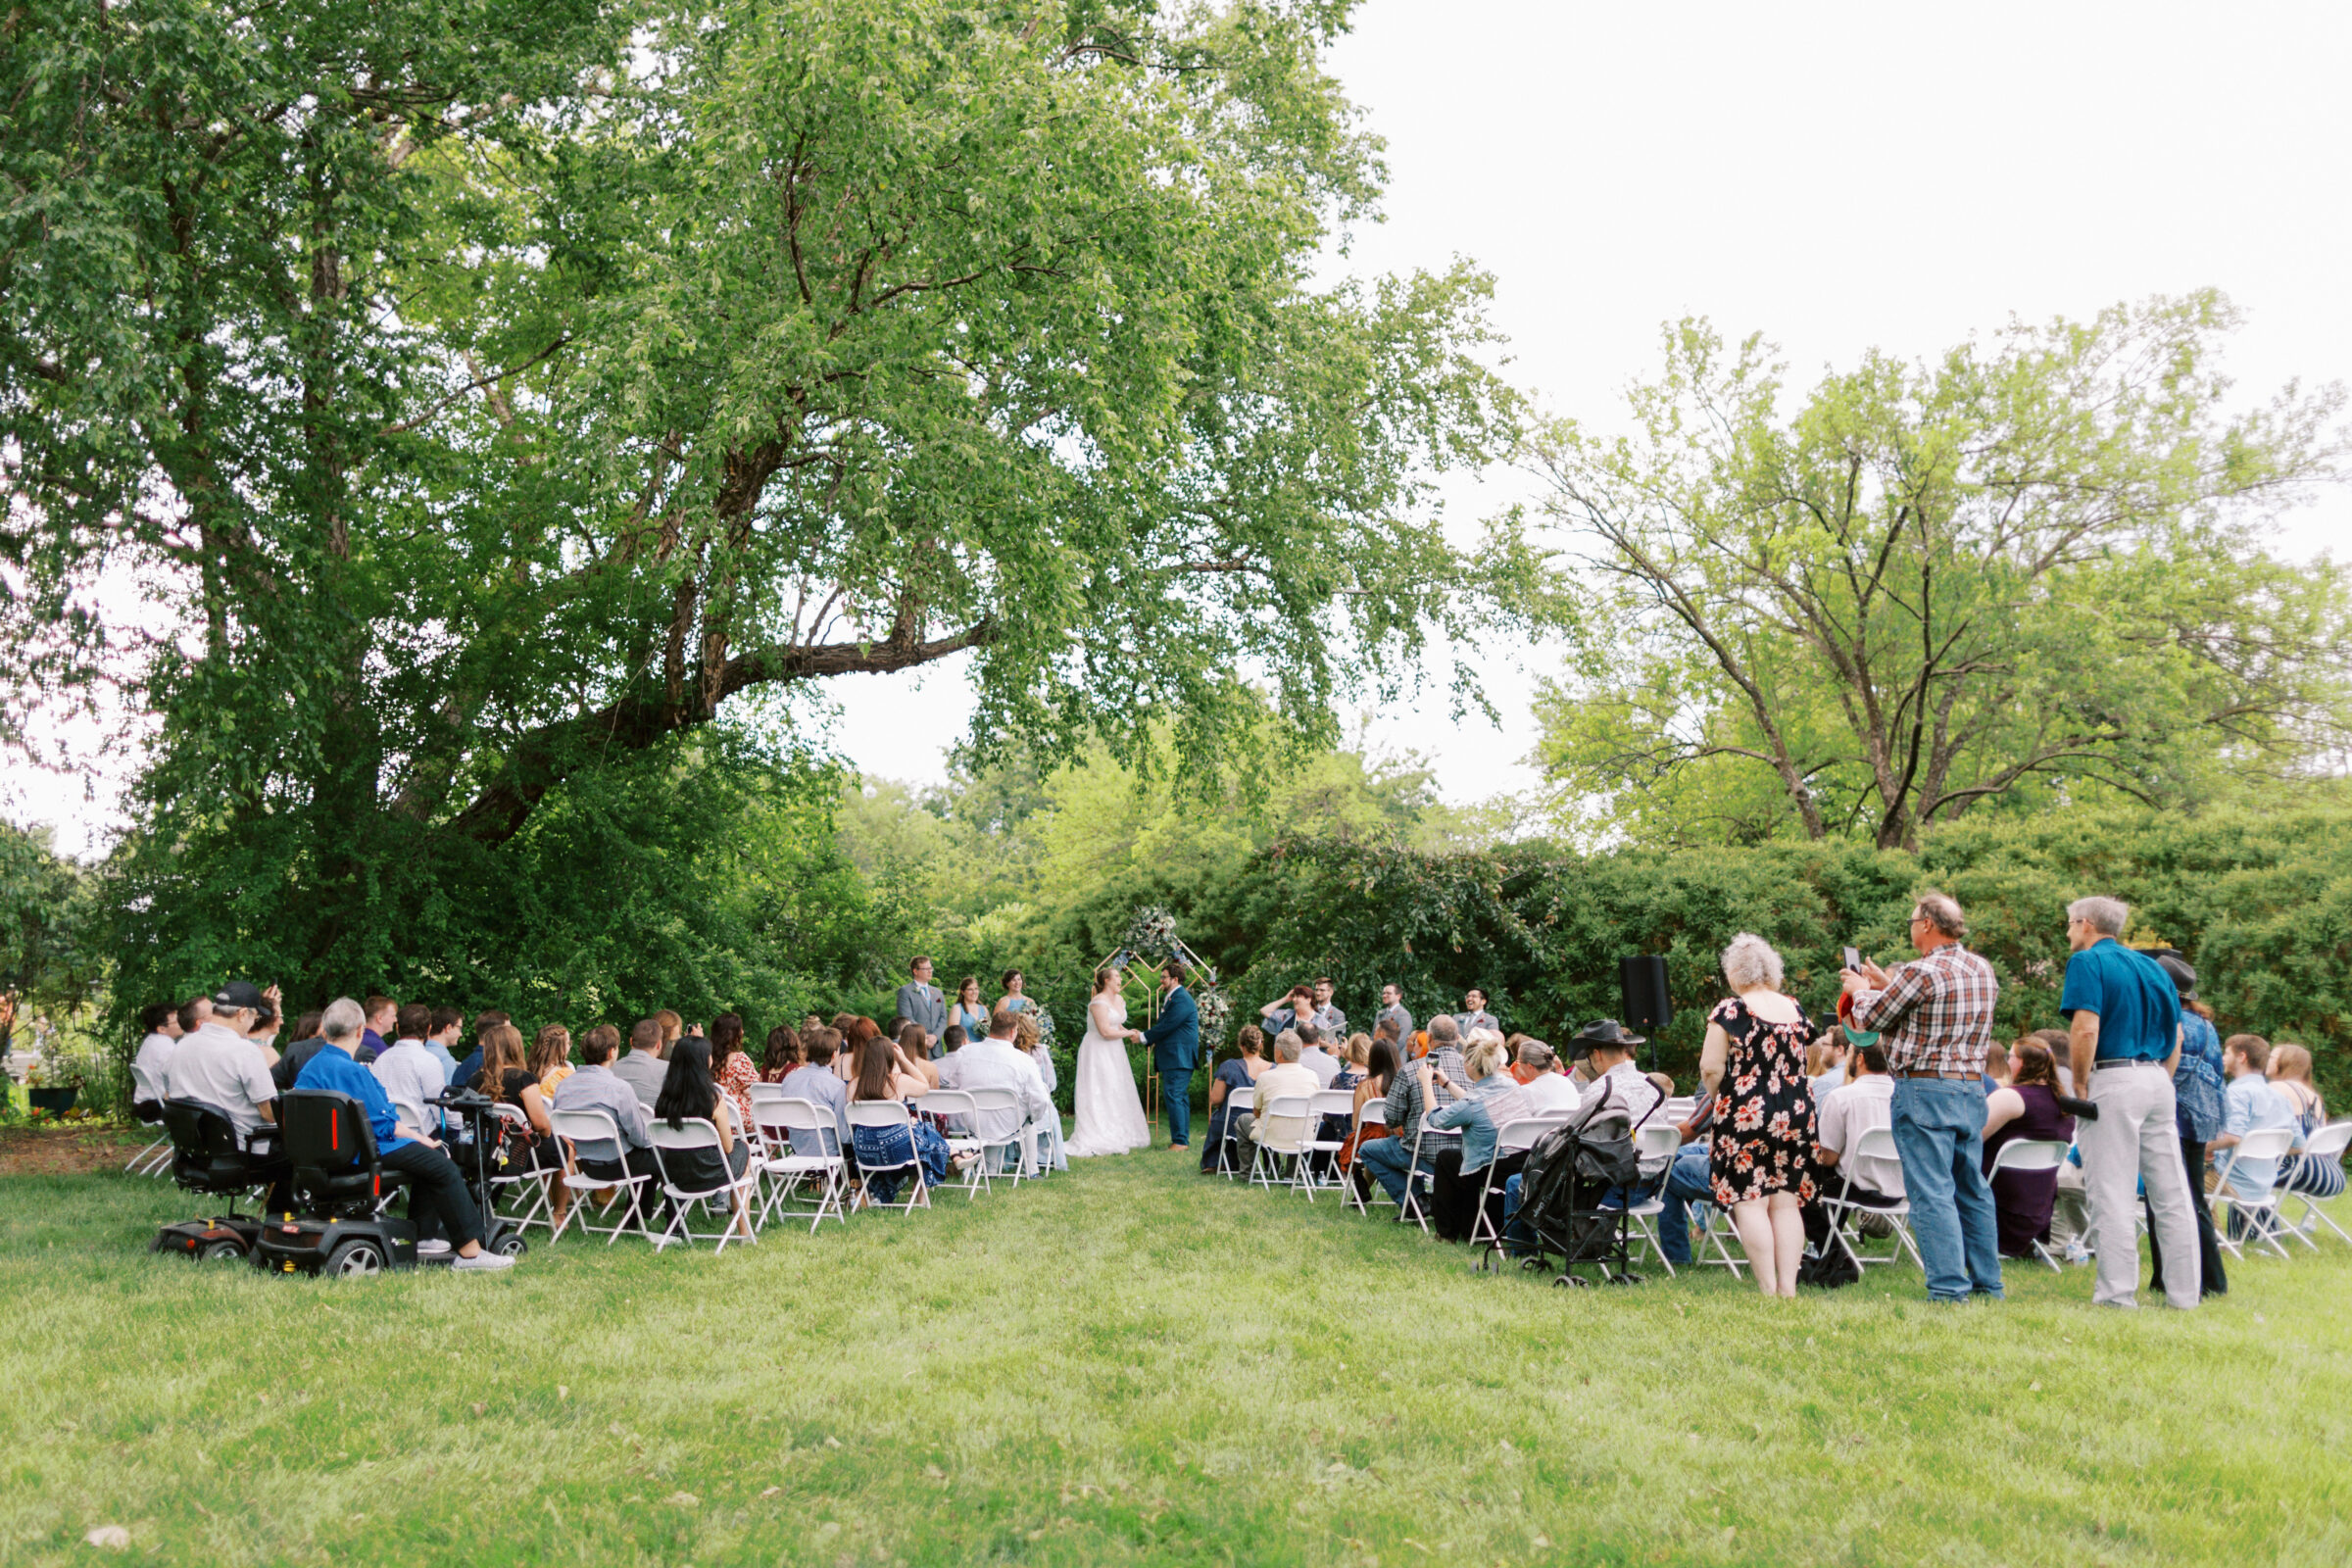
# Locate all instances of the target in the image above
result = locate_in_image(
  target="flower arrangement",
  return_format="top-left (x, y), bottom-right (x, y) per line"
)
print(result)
top-left (1195, 987), bottom-right (1233, 1045)
top-left (1120, 906), bottom-right (1179, 963)
top-left (1030, 1003), bottom-right (1056, 1044)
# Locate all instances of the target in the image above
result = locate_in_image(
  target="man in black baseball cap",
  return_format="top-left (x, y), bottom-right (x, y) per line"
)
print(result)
top-left (160, 979), bottom-right (287, 1200)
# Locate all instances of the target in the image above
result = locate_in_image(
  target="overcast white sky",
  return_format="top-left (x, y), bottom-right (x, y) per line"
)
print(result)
top-left (14, 1), bottom-right (2349, 854)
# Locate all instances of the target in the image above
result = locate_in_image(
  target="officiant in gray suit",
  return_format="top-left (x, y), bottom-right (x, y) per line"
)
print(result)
top-left (896, 956), bottom-right (948, 1052)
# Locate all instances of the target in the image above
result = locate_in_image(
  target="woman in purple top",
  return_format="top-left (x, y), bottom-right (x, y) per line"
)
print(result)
top-left (1981, 1038), bottom-right (2077, 1257)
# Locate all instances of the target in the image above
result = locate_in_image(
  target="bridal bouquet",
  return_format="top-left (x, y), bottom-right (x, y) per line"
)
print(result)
top-left (1030, 1003), bottom-right (1056, 1044)
top-left (1120, 905), bottom-right (1179, 963)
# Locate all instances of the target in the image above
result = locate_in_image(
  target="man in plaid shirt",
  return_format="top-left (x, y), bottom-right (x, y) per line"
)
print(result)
top-left (1355, 1015), bottom-right (1468, 1211)
top-left (1843, 891), bottom-right (2005, 1302)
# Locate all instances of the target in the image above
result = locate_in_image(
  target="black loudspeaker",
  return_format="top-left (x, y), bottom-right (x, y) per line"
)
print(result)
top-left (1619, 956), bottom-right (1672, 1036)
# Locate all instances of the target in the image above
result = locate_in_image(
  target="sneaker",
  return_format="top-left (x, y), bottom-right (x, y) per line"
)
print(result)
top-left (452, 1250), bottom-right (514, 1271)
top-left (2062, 1239), bottom-right (2093, 1265)
top-left (416, 1238), bottom-right (453, 1257)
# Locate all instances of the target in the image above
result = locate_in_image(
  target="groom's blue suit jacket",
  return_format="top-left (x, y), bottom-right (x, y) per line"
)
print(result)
top-left (1142, 985), bottom-right (1200, 1074)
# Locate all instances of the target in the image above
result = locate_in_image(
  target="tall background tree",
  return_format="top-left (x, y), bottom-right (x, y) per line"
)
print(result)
top-left (2, 0), bottom-right (1530, 1014)
top-left (1529, 296), bottom-right (2350, 849)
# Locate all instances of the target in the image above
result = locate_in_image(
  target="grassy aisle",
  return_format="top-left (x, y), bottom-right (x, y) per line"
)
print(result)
top-left (3, 1147), bottom-right (2348, 1566)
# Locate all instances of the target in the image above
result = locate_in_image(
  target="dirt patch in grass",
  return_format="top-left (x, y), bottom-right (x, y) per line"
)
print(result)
top-left (0, 1125), bottom-right (149, 1178)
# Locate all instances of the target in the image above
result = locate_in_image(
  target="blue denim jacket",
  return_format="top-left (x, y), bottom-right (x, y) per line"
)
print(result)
top-left (1426, 1071), bottom-right (1534, 1174)
top-left (2173, 1012), bottom-right (2226, 1143)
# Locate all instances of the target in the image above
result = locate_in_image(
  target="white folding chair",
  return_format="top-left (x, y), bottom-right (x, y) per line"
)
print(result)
top-left (1623, 1122), bottom-right (1684, 1276)
top-left (847, 1100), bottom-right (931, 1215)
top-left (1985, 1138), bottom-right (2073, 1271)
top-left (487, 1102), bottom-right (558, 1232)
top-left (547, 1106), bottom-right (654, 1245)
top-left (123, 1060), bottom-right (175, 1176)
top-left (1820, 1126), bottom-right (1922, 1270)
top-left (1250, 1094), bottom-right (1314, 1196)
top-left (645, 1117), bottom-right (761, 1251)
top-left (1214, 1086), bottom-right (1255, 1179)
top-left (966, 1086), bottom-right (1030, 1183)
top-left (1347, 1101), bottom-right (1392, 1216)
top-left (1298, 1089), bottom-right (1356, 1196)
top-left (2212, 1126), bottom-right (2298, 1261)
top-left (916, 1089), bottom-right (991, 1200)
top-left (1661, 1097), bottom-right (1697, 1127)
top-left (767, 1097), bottom-right (852, 1232)
top-left (1468, 1114), bottom-right (1566, 1253)
top-left (2276, 1120), bottom-right (2351, 1248)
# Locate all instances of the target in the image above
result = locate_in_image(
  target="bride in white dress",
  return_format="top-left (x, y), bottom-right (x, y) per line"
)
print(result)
top-left (1063, 967), bottom-right (1152, 1157)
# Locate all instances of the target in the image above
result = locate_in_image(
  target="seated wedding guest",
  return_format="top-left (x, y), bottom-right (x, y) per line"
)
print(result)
top-left (938, 1005), bottom-right (1056, 1173)
top-left (941, 1025), bottom-right (968, 1053)
top-left (848, 1034), bottom-right (956, 1204)
top-left (1200, 1026), bottom-right (1272, 1172)
top-left (1008, 1011), bottom-right (1064, 1164)
top-left (1338, 1034), bottom-right (1400, 1176)
top-left (656, 1009), bottom-right (685, 1055)
top-left (654, 1037), bottom-right (755, 1235)
top-left (1653, 1089), bottom-right (1718, 1268)
top-left (944, 976), bottom-right (990, 1050)
top-left (778, 1031), bottom-right (853, 1158)
top-left (2268, 1044), bottom-right (2342, 1200)
top-left (472, 1022), bottom-right (561, 1196)
top-left (422, 1006), bottom-right (465, 1085)
top-left (1296, 1023), bottom-right (1343, 1090)
top-left (710, 1013), bottom-right (760, 1128)
top-left (162, 981), bottom-right (280, 1154)
top-left (1981, 1038), bottom-right (2076, 1259)
top-left (1231, 1030), bottom-right (1319, 1157)
top-left (447, 1009), bottom-right (509, 1092)
top-left (532, 1023), bottom-right (575, 1099)
top-left (2028, 1027), bottom-right (2076, 1096)
top-left (1807, 1032), bottom-right (1849, 1101)
top-left (894, 1022), bottom-right (942, 1091)
top-left (552, 1024), bottom-right (660, 1203)
top-left (1501, 1018), bottom-right (1662, 1250)
top-left (238, 986), bottom-right (285, 1066)
top-left (1515, 1040), bottom-right (1580, 1115)
top-left (1425, 1033), bottom-right (1535, 1241)
top-left (1356, 1015), bottom-right (1469, 1207)
top-left (133, 1002), bottom-right (184, 1111)
top-left (612, 1017), bottom-right (670, 1107)
top-left (1983, 1041), bottom-right (2014, 1092)
top-left (296, 998), bottom-right (510, 1268)
top-left (269, 1010), bottom-right (330, 1093)
top-left (372, 1004), bottom-right (448, 1135)
top-left (356, 995), bottom-right (396, 1064)
top-left (801, 1012), bottom-right (826, 1039)
top-left (1336, 1033), bottom-right (1370, 1093)
top-left (2210, 1035), bottom-right (2296, 1226)
top-left (760, 1024), bottom-right (804, 1083)
top-left (836, 1017), bottom-right (882, 1083)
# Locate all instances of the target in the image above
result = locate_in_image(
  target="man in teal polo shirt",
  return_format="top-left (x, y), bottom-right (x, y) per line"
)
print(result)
top-left (2059, 896), bottom-right (2197, 1309)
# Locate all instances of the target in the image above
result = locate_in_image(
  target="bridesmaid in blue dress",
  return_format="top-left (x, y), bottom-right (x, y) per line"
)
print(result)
top-left (943, 975), bottom-right (990, 1051)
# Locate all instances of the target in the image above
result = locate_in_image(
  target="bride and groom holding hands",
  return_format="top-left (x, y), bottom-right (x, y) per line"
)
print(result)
top-left (1064, 958), bottom-right (1200, 1157)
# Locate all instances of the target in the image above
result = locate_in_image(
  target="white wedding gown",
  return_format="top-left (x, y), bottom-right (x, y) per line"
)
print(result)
top-left (1063, 995), bottom-right (1152, 1156)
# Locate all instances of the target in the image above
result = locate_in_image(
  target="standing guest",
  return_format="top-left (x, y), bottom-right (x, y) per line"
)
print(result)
top-left (709, 1013), bottom-right (760, 1129)
top-left (779, 1031), bottom-right (854, 1159)
top-left (373, 1004), bottom-right (450, 1137)
top-left (162, 982), bottom-right (281, 1154)
top-left (1296, 1023), bottom-right (1343, 1090)
top-left (132, 1004), bottom-right (184, 1112)
top-left (653, 1038), bottom-right (755, 1236)
top-left (296, 998), bottom-right (512, 1268)
top-left (359, 996), bottom-right (398, 1064)
top-left (1453, 988), bottom-right (1499, 1039)
top-left (422, 1007), bottom-right (465, 1086)
top-left (1336, 1034), bottom-right (1370, 1093)
top-left (937, 1005), bottom-right (1056, 1173)
top-left (1008, 1010), bottom-right (1066, 1173)
top-left (2058, 895), bottom-right (2197, 1309)
top-left (552, 1025), bottom-right (661, 1206)
top-left (1516, 1041), bottom-right (1580, 1114)
top-left (1259, 984), bottom-right (1316, 1035)
top-left (943, 977), bottom-right (989, 1054)
top-left (1200, 1026), bottom-right (1272, 1173)
top-left (1375, 984), bottom-right (1413, 1050)
top-left (760, 1025), bottom-right (804, 1083)
top-left (1701, 934), bottom-right (1818, 1298)
top-left (2146, 955), bottom-right (2228, 1298)
top-left (896, 956), bottom-right (948, 1054)
top-left (847, 1034), bottom-right (956, 1204)
top-left (1844, 891), bottom-right (2006, 1304)
top-left (1308, 977), bottom-right (1347, 1038)
top-left (1424, 1033), bottom-right (1534, 1241)
top-left (531, 1023), bottom-right (576, 1099)
top-left (1980, 1039), bottom-right (2077, 1260)
top-left (995, 970), bottom-right (1034, 1017)
top-left (611, 1017), bottom-right (670, 1108)
top-left (2267, 1044), bottom-right (2343, 1201)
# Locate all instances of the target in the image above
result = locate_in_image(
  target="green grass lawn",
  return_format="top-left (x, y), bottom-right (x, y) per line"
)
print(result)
top-left (4, 1142), bottom-right (2349, 1566)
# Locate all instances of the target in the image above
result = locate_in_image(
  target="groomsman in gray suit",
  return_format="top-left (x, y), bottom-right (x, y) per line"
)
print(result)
top-left (1376, 983), bottom-right (1412, 1047)
top-left (896, 956), bottom-right (948, 1052)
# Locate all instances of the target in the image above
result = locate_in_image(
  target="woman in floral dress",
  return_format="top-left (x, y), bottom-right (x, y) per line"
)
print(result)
top-left (1700, 933), bottom-right (1819, 1298)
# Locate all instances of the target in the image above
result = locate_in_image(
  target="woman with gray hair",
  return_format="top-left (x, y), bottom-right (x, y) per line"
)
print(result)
top-left (1699, 932), bottom-right (1819, 1298)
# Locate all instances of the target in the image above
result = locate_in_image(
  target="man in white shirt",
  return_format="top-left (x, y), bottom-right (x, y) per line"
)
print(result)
top-left (936, 1009), bottom-right (1055, 1167)
top-left (161, 981), bottom-right (280, 1151)
top-left (1516, 1041), bottom-right (1581, 1115)
top-left (1234, 1033), bottom-right (1320, 1152)
top-left (1805, 1041), bottom-right (1901, 1250)
top-left (1295, 1023), bottom-right (1343, 1090)
top-left (373, 1002), bottom-right (451, 1135)
top-left (132, 1002), bottom-right (184, 1113)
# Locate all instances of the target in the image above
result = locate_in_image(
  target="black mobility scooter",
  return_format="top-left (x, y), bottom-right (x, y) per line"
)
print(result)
top-left (150, 1098), bottom-right (287, 1262)
top-left (251, 1087), bottom-right (527, 1276)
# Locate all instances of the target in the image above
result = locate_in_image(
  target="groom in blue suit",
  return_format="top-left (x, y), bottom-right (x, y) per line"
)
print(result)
top-left (1142, 958), bottom-right (1201, 1150)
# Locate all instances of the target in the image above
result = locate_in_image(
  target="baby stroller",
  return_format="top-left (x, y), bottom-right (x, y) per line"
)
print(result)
top-left (1497, 1082), bottom-right (1663, 1288)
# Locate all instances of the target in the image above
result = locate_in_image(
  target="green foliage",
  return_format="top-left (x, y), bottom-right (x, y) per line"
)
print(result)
top-left (1531, 299), bottom-right (2351, 850)
top-left (0, 822), bottom-right (100, 1013)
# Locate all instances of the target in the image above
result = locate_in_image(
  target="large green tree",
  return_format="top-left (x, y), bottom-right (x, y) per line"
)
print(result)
top-left (3, 0), bottom-right (1526, 1004)
top-left (1530, 297), bottom-right (2350, 850)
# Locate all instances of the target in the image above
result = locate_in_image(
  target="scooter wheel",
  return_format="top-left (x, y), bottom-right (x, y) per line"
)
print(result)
top-left (493, 1232), bottom-right (527, 1258)
top-left (199, 1240), bottom-right (244, 1262)
top-left (325, 1239), bottom-right (383, 1277)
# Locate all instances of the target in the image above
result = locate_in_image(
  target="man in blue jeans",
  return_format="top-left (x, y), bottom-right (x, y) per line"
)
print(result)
top-left (1653, 1109), bottom-right (1718, 1266)
top-left (1844, 890), bottom-right (2004, 1302)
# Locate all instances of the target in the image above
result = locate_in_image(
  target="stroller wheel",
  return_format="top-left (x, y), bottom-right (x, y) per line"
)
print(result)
top-left (1553, 1273), bottom-right (1589, 1289)
top-left (1608, 1271), bottom-right (1642, 1286)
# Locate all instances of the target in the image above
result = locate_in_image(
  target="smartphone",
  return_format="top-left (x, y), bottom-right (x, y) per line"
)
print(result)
top-left (1842, 946), bottom-right (1861, 972)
